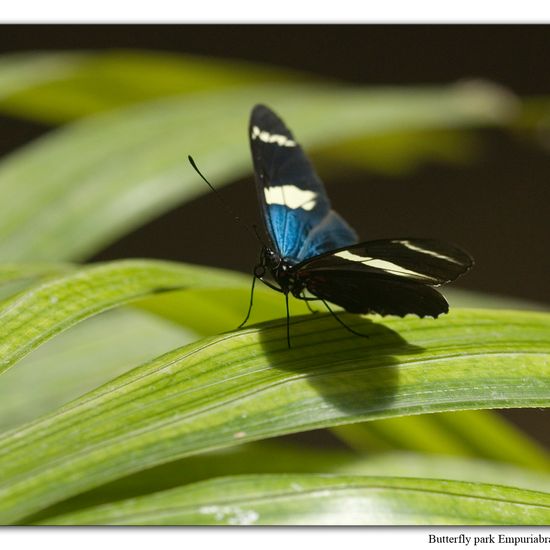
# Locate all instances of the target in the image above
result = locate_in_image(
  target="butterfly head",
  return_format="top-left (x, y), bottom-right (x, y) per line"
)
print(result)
top-left (257, 246), bottom-right (304, 297)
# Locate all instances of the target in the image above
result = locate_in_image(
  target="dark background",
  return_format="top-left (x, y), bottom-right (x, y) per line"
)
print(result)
top-left (0, 25), bottom-right (549, 444)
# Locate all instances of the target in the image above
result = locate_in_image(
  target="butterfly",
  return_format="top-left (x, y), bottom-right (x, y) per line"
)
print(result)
top-left (241, 104), bottom-right (474, 345)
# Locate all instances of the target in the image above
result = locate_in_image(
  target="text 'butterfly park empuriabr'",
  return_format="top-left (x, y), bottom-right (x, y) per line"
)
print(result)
top-left (192, 104), bottom-right (474, 347)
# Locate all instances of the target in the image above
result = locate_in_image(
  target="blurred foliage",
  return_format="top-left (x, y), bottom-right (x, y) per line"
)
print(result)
top-left (0, 50), bottom-right (548, 525)
top-left (0, 70), bottom-right (515, 261)
top-left (0, 50), bottom-right (302, 122)
top-left (317, 128), bottom-right (481, 176)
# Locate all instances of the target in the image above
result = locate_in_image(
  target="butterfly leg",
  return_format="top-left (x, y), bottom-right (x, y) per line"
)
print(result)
top-left (305, 299), bottom-right (317, 314)
top-left (293, 290), bottom-right (321, 313)
top-left (301, 294), bottom-right (320, 314)
top-left (320, 299), bottom-right (369, 339)
top-left (238, 262), bottom-right (286, 330)
top-left (285, 291), bottom-right (291, 349)
top-left (237, 273), bottom-right (257, 329)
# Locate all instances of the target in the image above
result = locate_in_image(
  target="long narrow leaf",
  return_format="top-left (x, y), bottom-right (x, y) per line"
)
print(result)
top-left (134, 286), bottom-right (310, 336)
top-left (0, 263), bottom-right (73, 302)
top-left (0, 263), bottom-right (71, 284)
top-left (29, 445), bottom-right (550, 524)
top-left (7, 260), bottom-right (534, 381)
top-left (0, 259), bottom-right (246, 375)
top-left (5, 261), bottom-right (544, 469)
top-left (0, 50), bottom-right (300, 123)
top-left (0, 52), bottom-right (88, 103)
top-left (0, 308), bottom-right (548, 523)
top-left (333, 410), bottom-right (550, 471)
top-left (0, 308), bottom-right (193, 432)
top-left (445, 288), bottom-right (549, 311)
top-left (37, 474), bottom-right (550, 525)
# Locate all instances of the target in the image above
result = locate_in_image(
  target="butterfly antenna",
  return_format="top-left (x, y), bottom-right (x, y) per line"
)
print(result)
top-left (188, 155), bottom-right (263, 247)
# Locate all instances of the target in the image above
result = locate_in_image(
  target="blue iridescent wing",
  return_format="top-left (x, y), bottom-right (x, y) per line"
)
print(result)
top-left (249, 104), bottom-right (357, 263)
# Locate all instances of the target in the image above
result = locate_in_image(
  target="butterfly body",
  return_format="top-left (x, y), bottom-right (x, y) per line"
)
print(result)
top-left (246, 104), bottom-right (473, 335)
top-left (256, 246), bottom-right (303, 297)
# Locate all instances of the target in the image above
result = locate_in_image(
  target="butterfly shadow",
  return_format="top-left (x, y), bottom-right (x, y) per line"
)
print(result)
top-left (256, 312), bottom-right (425, 417)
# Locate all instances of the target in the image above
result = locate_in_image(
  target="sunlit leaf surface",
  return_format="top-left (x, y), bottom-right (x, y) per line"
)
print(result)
top-left (0, 308), bottom-right (548, 523)
top-left (39, 474), bottom-right (550, 525)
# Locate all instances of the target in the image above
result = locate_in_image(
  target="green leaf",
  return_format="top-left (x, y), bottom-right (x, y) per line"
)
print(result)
top-left (12, 260), bottom-right (532, 381)
top-left (0, 52), bottom-right (89, 106)
top-left (0, 308), bottom-right (548, 524)
top-left (0, 259), bottom-right (247, 375)
top-left (320, 128), bottom-right (480, 176)
top-left (0, 262), bottom-right (71, 285)
top-left (26, 441), bottom-right (357, 521)
top-left (445, 288), bottom-right (549, 311)
top-left (134, 286), bottom-right (311, 336)
top-left (136, 286), bottom-right (549, 335)
top-left (29, 444), bottom-right (550, 524)
top-left (0, 308), bottom-right (193, 432)
top-left (5, 261), bottom-right (543, 447)
top-left (333, 410), bottom-right (550, 471)
top-left (0, 50), bottom-right (301, 123)
top-left (336, 452), bottom-right (550, 492)
top-left (0, 81), bottom-right (515, 262)
top-left (37, 474), bottom-right (550, 525)
top-left (0, 262), bottom-right (73, 302)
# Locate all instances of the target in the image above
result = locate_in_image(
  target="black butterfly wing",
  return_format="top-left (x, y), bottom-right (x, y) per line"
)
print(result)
top-left (296, 238), bottom-right (473, 317)
top-left (299, 238), bottom-right (474, 284)
top-left (249, 104), bottom-right (357, 263)
top-left (303, 270), bottom-right (450, 317)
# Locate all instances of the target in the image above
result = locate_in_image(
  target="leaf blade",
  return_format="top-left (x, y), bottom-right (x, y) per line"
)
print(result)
top-left (0, 308), bottom-right (549, 523)
top-left (0, 50), bottom-right (300, 122)
top-left (0, 259), bottom-right (247, 375)
top-left (0, 308), bottom-right (194, 432)
top-left (37, 474), bottom-right (550, 525)
top-left (29, 445), bottom-right (550, 524)
top-left (332, 409), bottom-right (550, 471)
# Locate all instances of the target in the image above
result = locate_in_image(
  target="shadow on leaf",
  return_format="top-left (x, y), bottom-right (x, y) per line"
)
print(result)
top-left (257, 312), bottom-right (424, 416)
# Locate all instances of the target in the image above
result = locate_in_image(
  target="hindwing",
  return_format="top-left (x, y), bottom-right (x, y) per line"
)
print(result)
top-left (296, 238), bottom-right (473, 317)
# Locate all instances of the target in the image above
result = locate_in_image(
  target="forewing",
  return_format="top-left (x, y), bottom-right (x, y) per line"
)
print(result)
top-left (298, 238), bottom-right (473, 286)
top-left (302, 269), bottom-right (449, 317)
top-left (249, 104), bottom-right (357, 262)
